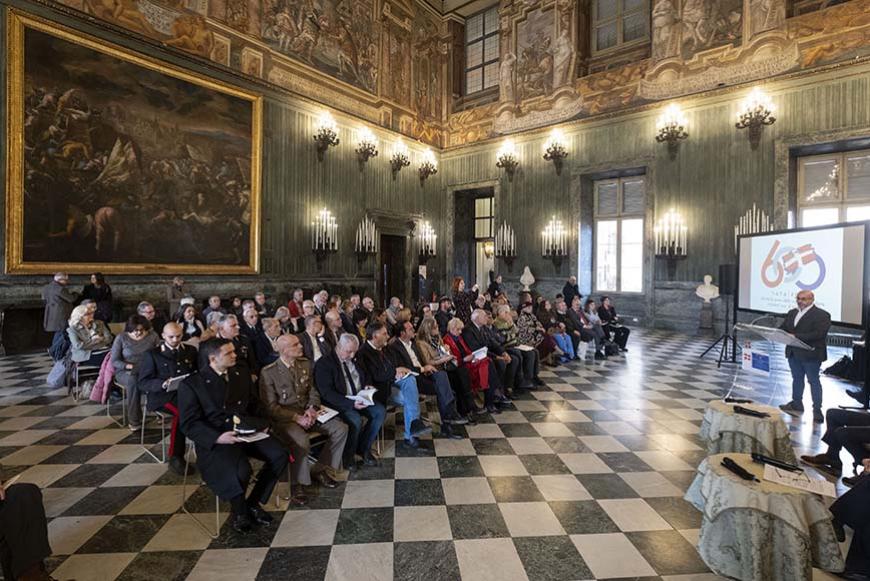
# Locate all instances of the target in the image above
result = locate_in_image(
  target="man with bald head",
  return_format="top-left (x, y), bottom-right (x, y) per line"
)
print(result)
top-left (778, 290), bottom-right (832, 424)
top-left (260, 334), bottom-right (347, 495)
top-left (137, 322), bottom-right (199, 474)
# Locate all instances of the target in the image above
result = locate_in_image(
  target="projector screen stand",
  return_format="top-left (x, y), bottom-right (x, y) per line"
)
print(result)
top-left (700, 294), bottom-right (739, 368)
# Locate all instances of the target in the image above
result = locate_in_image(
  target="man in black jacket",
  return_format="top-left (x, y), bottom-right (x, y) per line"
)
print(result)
top-left (216, 314), bottom-right (259, 381)
top-left (387, 321), bottom-right (465, 439)
top-left (778, 290), bottom-right (832, 424)
top-left (463, 309), bottom-right (516, 400)
top-left (314, 334), bottom-right (385, 468)
top-left (179, 338), bottom-right (288, 533)
top-left (435, 296), bottom-right (453, 337)
top-left (562, 276), bottom-right (580, 308)
top-left (240, 308), bottom-right (261, 343)
top-left (357, 322), bottom-right (431, 447)
top-left (299, 315), bottom-right (332, 364)
top-left (137, 322), bottom-right (198, 475)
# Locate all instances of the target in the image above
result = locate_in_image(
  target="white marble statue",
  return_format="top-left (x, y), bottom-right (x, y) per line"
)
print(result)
top-left (552, 29), bottom-right (573, 88)
top-left (520, 266), bottom-right (535, 291)
top-left (499, 52), bottom-right (517, 103)
top-left (695, 274), bottom-right (720, 303)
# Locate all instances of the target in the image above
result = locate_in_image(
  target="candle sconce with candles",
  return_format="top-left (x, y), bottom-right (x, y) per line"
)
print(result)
top-left (655, 104), bottom-right (689, 160)
top-left (734, 203), bottom-right (773, 254)
top-left (418, 149), bottom-right (438, 184)
top-left (355, 127), bottom-right (379, 171)
top-left (496, 140), bottom-right (519, 182)
top-left (311, 208), bottom-right (338, 261)
top-left (735, 87), bottom-right (776, 150)
top-left (542, 129), bottom-right (568, 175)
top-left (654, 209), bottom-right (687, 279)
top-left (313, 112), bottom-right (340, 162)
top-left (355, 215), bottom-right (378, 263)
top-left (541, 216), bottom-right (568, 267)
top-left (418, 220), bottom-right (437, 262)
top-left (390, 140), bottom-right (411, 180)
top-left (495, 221), bottom-right (517, 269)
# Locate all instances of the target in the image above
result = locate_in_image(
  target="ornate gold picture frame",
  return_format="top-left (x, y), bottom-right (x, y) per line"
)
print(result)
top-left (5, 10), bottom-right (262, 274)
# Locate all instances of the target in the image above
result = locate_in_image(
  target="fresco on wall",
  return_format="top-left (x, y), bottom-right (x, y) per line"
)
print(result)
top-left (680, 0), bottom-right (743, 59)
top-left (6, 12), bottom-right (261, 273)
top-left (515, 7), bottom-right (555, 101)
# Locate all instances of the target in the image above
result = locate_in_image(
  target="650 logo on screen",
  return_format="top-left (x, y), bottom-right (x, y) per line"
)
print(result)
top-left (760, 239), bottom-right (826, 290)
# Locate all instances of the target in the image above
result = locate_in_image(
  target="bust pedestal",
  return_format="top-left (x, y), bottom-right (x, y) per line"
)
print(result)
top-left (699, 302), bottom-right (714, 330)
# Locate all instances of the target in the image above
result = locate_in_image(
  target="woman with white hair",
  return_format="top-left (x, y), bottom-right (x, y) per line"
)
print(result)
top-left (67, 304), bottom-right (113, 364)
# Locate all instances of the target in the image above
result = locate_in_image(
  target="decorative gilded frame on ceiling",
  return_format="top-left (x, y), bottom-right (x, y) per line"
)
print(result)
top-left (4, 9), bottom-right (263, 275)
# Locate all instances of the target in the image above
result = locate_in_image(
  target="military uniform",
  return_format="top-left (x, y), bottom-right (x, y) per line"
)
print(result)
top-left (259, 357), bottom-right (348, 486)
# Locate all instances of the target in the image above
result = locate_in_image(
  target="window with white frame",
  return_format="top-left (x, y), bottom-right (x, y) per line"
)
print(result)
top-left (797, 150), bottom-right (870, 227)
top-left (594, 177), bottom-right (645, 292)
top-left (465, 6), bottom-right (499, 95)
top-left (592, 0), bottom-right (649, 54)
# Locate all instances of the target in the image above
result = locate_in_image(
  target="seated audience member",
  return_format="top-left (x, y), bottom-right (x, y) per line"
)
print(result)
top-left (328, 294), bottom-right (343, 313)
top-left (199, 311), bottom-right (223, 344)
top-left (270, 306), bottom-right (292, 334)
top-left (493, 304), bottom-right (541, 389)
top-left (562, 276), bottom-right (580, 308)
top-left (314, 333), bottom-right (385, 468)
top-left (444, 317), bottom-right (496, 413)
top-left (241, 299), bottom-right (256, 314)
top-left (395, 307), bottom-right (413, 331)
top-left (349, 294), bottom-right (362, 310)
top-left (464, 309), bottom-right (517, 399)
top-left (260, 335), bottom-right (348, 498)
top-left (287, 288), bottom-right (305, 319)
top-left (416, 317), bottom-right (479, 420)
top-left (111, 314), bottom-right (160, 430)
top-left (387, 321), bottom-right (466, 439)
top-left (385, 297), bottom-right (402, 326)
top-left (202, 295), bottom-right (225, 321)
top-left (801, 409), bottom-right (870, 481)
top-left (584, 299), bottom-right (609, 360)
top-left (357, 322), bottom-right (432, 447)
top-left (435, 296), bottom-right (454, 336)
top-left (166, 275), bottom-right (188, 317)
top-left (138, 322), bottom-right (198, 475)
top-left (67, 304), bottom-right (113, 366)
top-left (299, 299), bottom-right (318, 326)
top-left (177, 304), bottom-right (206, 343)
top-left (537, 300), bottom-right (575, 363)
top-left (254, 292), bottom-right (274, 318)
top-left (598, 296), bottom-right (630, 351)
top-left (417, 304), bottom-right (434, 327)
top-left (313, 291), bottom-right (329, 318)
top-left (137, 301), bottom-right (167, 337)
top-left (81, 272), bottom-right (113, 323)
top-left (339, 300), bottom-right (358, 336)
top-left (299, 315), bottom-right (331, 364)
top-left (555, 297), bottom-right (581, 355)
top-left (474, 292), bottom-right (493, 314)
top-left (516, 301), bottom-right (558, 366)
top-left (240, 308), bottom-right (261, 342)
top-left (179, 338), bottom-right (288, 533)
top-left (230, 297), bottom-right (244, 318)
top-left (254, 318), bottom-right (282, 367)
top-left (0, 480), bottom-right (53, 581)
top-left (829, 460), bottom-right (870, 578)
top-left (216, 314), bottom-right (259, 380)
top-left (323, 310), bottom-right (344, 348)
top-left (353, 296), bottom-right (374, 330)
top-left (487, 273), bottom-right (505, 299)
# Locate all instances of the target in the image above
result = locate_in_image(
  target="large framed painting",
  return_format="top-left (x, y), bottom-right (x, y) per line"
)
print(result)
top-left (5, 10), bottom-right (262, 274)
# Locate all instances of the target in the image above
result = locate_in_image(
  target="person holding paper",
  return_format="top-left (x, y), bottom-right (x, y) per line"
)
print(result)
top-left (778, 290), bottom-right (832, 424)
top-left (357, 321), bottom-right (432, 448)
top-left (0, 479), bottom-right (54, 581)
top-left (463, 309), bottom-right (514, 404)
top-left (137, 322), bottom-right (198, 475)
top-left (179, 338), bottom-right (288, 533)
top-left (493, 304), bottom-right (541, 390)
top-left (314, 333), bottom-right (386, 468)
top-left (260, 335), bottom-right (347, 496)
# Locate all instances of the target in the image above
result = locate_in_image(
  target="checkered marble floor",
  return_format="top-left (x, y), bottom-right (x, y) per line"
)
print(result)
top-left (0, 330), bottom-right (855, 581)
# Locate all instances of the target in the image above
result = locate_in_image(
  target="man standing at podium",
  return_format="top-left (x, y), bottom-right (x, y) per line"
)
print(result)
top-left (779, 290), bottom-right (832, 424)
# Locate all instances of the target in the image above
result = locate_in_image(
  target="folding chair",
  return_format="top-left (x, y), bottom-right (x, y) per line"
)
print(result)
top-left (140, 394), bottom-right (169, 464)
top-left (275, 432), bottom-right (328, 509)
top-left (180, 441), bottom-right (221, 539)
top-left (107, 378), bottom-right (128, 428)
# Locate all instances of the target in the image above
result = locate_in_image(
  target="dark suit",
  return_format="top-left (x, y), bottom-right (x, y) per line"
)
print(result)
top-left (253, 332), bottom-right (280, 367)
top-left (780, 304), bottom-right (831, 410)
top-left (0, 483), bottom-right (51, 581)
top-left (299, 332), bottom-right (332, 364)
top-left (339, 312), bottom-right (357, 336)
top-left (138, 343), bottom-right (198, 460)
top-left (179, 366), bottom-right (287, 503)
top-left (314, 351), bottom-right (385, 464)
top-left (386, 340), bottom-right (456, 419)
top-left (356, 341), bottom-right (423, 440)
top-left (240, 322), bottom-right (261, 343)
top-left (831, 470), bottom-right (870, 575)
top-left (463, 323), bottom-right (517, 391)
top-left (219, 334), bottom-right (258, 377)
top-left (435, 310), bottom-right (452, 337)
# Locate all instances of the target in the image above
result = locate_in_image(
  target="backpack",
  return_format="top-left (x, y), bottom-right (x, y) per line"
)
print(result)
top-left (605, 342), bottom-right (620, 356)
top-left (823, 355), bottom-right (852, 378)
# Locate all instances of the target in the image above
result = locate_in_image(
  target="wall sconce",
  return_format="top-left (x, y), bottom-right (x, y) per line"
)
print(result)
top-left (542, 129), bottom-right (568, 175)
top-left (483, 240), bottom-right (495, 258)
top-left (654, 209), bottom-right (687, 258)
top-left (311, 208), bottom-right (338, 256)
top-left (734, 203), bottom-right (772, 253)
top-left (495, 221), bottom-right (517, 266)
top-left (418, 220), bottom-right (437, 259)
top-left (736, 87), bottom-right (776, 150)
top-left (313, 111), bottom-right (340, 161)
top-left (496, 139), bottom-right (519, 182)
top-left (541, 216), bottom-right (568, 266)
top-left (418, 148), bottom-right (438, 184)
top-left (390, 139), bottom-right (411, 179)
top-left (355, 215), bottom-right (378, 256)
top-left (355, 127), bottom-right (378, 170)
top-left (655, 104), bottom-right (689, 159)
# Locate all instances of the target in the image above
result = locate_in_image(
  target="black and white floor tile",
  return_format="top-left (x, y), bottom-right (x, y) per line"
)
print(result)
top-left (0, 330), bottom-right (856, 580)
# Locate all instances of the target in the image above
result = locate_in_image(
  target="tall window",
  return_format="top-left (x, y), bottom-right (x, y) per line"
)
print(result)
top-left (797, 150), bottom-right (870, 227)
top-left (594, 177), bottom-right (645, 292)
top-left (474, 196), bottom-right (494, 239)
top-left (592, 0), bottom-right (649, 53)
top-left (465, 6), bottom-right (499, 95)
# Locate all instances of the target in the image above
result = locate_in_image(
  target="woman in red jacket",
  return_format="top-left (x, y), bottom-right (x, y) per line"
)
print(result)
top-left (442, 317), bottom-right (498, 414)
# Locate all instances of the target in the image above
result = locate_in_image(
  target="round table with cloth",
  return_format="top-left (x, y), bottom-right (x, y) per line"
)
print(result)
top-left (699, 400), bottom-right (798, 464)
top-left (685, 453), bottom-right (844, 581)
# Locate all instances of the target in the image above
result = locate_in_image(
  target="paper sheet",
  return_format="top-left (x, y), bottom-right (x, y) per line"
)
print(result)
top-left (763, 464), bottom-right (837, 498)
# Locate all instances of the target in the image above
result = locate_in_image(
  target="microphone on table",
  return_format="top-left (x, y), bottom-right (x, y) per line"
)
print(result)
top-left (723, 397), bottom-right (753, 404)
top-left (750, 452), bottom-right (802, 473)
top-left (733, 405), bottom-right (770, 418)
top-left (721, 456), bottom-right (760, 482)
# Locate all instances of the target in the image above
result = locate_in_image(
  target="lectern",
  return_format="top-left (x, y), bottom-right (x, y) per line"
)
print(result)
top-left (728, 323), bottom-right (812, 404)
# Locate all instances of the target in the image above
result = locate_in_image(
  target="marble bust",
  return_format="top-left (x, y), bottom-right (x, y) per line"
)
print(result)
top-left (520, 266), bottom-right (535, 291)
top-left (695, 274), bottom-right (720, 303)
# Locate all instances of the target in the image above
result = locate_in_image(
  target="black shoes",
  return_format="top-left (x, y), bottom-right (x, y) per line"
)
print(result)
top-left (800, 453), bottom-right (842, 478)
top-left (410, 419), bottom-right (432, 438)
top-left (778, 401), bottom-right (805, 416)
top-left (813, 409), bottom-right (825, 424)
top-left (231, 511), bottom-right (253, 533)
top-left (847, 390), bottom-right (869, 406)
top-left (441, 425), bottom-right (463, 440)
top-left (405, 437), bottom-right (420, 448)
top-left (361, 452), bottom-right (378, 466)
top-left (444, 415), bottom-right (469, 425)
top-left (314, 471), bottom-right (339, 489)
top-left (248, 504), bottom-right (273, 525)
top-left (594, 351), bottom-right (607, 360)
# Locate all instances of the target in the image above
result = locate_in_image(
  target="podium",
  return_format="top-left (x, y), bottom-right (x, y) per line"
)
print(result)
top-left (727, 324), bottom-right (812, 404)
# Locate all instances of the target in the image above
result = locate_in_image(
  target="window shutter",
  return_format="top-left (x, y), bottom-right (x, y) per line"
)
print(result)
top-left (622, 179), bottom-right (645, 214)
top-left (597, 182), bottom-right (619, 216)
